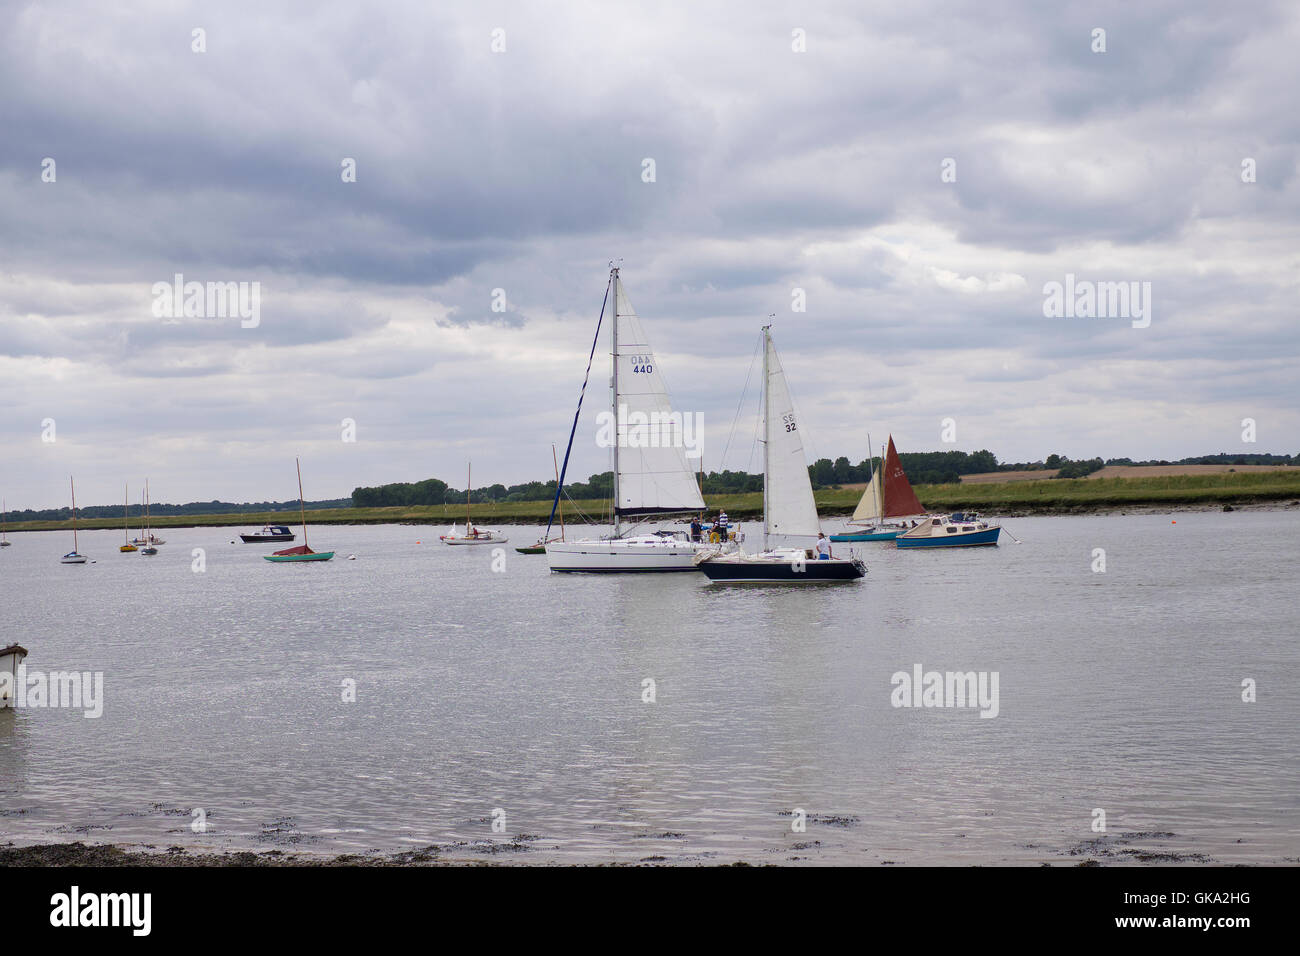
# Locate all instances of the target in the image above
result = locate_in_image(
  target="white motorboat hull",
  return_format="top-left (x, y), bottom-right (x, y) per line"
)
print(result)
top-left (1, 643), bottom-right (28, 708)
top-left (546, 536), bottom-right (716, 572)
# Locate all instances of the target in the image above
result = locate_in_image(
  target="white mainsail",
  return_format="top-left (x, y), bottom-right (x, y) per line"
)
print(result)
top-left (612, 272), bottom-right (706, 517)
top-left (763, 330), bottom-right (821, 547)
top-left (850, 470), bottom-right (883, 523)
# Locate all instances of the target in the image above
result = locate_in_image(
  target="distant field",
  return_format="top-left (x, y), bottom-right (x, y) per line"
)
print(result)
top-left (960, 464), bottom-right (1299, 483)
top-left (7, 469), bottom-right (1300, 533)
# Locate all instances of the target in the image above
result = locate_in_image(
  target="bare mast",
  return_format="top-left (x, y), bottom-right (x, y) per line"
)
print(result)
top-left (610, 266), bottom-right (621, 540)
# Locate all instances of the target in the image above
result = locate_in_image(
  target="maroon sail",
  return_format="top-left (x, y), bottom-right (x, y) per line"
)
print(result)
top-left (881, 435), bottom-right (925, 518)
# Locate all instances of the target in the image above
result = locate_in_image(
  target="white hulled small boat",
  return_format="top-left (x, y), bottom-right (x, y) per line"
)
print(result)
top-left (441, 522), bottom-right (508, 546)
top-left (1, 643), bottom-right (28, 708)
top-left (139, 479), bottom-right (159, 555)
top-left (440, 464), bottom-right (508, 545)
top-left (696, 327), bottom-right (865, 584)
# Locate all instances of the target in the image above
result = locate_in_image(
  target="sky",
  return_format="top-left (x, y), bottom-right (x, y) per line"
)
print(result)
top-left (1, 0), bottom-right (1297, 510)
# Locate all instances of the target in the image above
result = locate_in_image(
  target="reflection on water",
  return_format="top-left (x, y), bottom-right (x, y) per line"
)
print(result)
top-left (0, 511), bottom-right (1297, 864)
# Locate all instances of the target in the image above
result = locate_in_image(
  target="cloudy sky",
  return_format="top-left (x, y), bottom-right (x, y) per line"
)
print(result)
top-left (2, 0), bottom-right (1297, 509)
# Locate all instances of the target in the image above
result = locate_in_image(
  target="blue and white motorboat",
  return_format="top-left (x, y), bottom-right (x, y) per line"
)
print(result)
top-left (895, 512), bottom-right (1000, 549)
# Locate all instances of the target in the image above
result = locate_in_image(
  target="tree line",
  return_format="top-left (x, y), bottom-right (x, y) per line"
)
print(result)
top-left (5, 498), bottom-right (352, 522)
top-left (349, 449), bottom-right (1003, 505)
top-left (348, 449), bottom-right (1298, 506)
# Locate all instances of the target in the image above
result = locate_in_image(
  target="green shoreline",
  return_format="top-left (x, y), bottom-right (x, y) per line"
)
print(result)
top-left (5, 472), bottom-right (1299, 533)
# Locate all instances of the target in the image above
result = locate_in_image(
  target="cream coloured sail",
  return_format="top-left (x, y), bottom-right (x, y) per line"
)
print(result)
top-left (612, 272), bottom-right (706, 517)
top-left (763, 330), bottom-right (821, 547)
top-left (850, 470), bottom-right (883, 524)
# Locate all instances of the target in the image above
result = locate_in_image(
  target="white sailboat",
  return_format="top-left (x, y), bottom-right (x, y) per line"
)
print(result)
top-left (546, 267), bottom-right (713, 572)
top-left (130, 480), bottom-right (165, 547)
top-left (60, 477), bottom-right (88, 564)
top-left (697, 326), bottom-right (865, 583)
top-left (1, 498), bottom-right (10, 547)
top-left (440, 463), bottom-right (508, 545)
top-left (140, 480), bottom-right (158, 555)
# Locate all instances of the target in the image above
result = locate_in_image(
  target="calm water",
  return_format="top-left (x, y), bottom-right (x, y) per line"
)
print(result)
top-left (1, 511), bottom-right (1296, 865)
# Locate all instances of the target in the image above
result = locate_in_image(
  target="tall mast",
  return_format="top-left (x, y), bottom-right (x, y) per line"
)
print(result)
top-left (70, 476), bottom-right (79, 552)
top-left (296, 458), bottom-right (308, 548)
top-left (466, 462), bottom-right (472, 527)
top-left (761, 325), bottom-right (771, 551)
top-left (551, 444), bottom-right (565, 541)
top-left (124, 483), bottom-right (129, 543)
top-left (610, 266), bottom-right (621, 540)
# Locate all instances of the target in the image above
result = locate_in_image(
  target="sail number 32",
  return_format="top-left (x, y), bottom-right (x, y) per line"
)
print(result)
top-left (783, 413), bottom-right (797, 432)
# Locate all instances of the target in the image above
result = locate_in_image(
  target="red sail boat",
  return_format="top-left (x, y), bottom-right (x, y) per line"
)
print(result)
top-left (830, 434), bottom-right (925, 541)
top-left (264, 458), bottom-right (334, 562)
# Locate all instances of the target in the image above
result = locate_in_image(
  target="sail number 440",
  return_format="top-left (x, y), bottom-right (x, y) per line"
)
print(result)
top-left (628, 353), bottom-right (654, 373)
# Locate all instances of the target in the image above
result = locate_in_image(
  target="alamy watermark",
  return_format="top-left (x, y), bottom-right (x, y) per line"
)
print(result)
top-left (1042, 274), bottom-right (1151, 329)
top-left (595, 404), bottom-right (703, 459)
top-left (1, 666), bottom-right (104, 718)
top-left (151, 273), bottom-right (260, 328)
top-left (890, 664), bottom-right (999, 718)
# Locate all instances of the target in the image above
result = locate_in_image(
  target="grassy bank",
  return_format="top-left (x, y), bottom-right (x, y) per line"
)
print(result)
top-left (6, 471), bottom-right (1300, 534)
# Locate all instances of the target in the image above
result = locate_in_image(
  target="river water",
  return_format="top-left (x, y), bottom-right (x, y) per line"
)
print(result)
top-left (1, 510), bottom-right (1296, 865)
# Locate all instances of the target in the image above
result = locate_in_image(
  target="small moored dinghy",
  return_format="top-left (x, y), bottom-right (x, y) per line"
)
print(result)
top-left (440, 464), bottom-right (507, 545)
top-left (265, 459), bottom-right (334, 562)
top-left (518, 446), bottom-right (565, 554)
top-left (60, 477), bottom-right (88, 564)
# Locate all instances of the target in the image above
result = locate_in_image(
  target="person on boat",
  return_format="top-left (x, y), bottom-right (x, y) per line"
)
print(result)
top-left (815, 533), bottom-right (832, 560)
top-left (690, 516), bottom-right (702, 542)
top-left (718, 511), bottom-right (729, 542)
top-left (709, 518), bottom-right (721, 543)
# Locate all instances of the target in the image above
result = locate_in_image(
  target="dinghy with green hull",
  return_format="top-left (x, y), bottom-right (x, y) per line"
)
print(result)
top-left (265, 546), bottom-right (334, 562)
top-left (264, 458), bottom-right (334, 563)
top-left (517, 445), bottom-right (565, 555)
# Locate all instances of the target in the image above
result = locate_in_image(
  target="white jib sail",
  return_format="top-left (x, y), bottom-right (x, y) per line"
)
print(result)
top-left (850, 469), bottom-right (883, 524)
top-left (763, 332), bottom-right (821, 547)
top-left (612, 274), bottom-right (706, 516)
